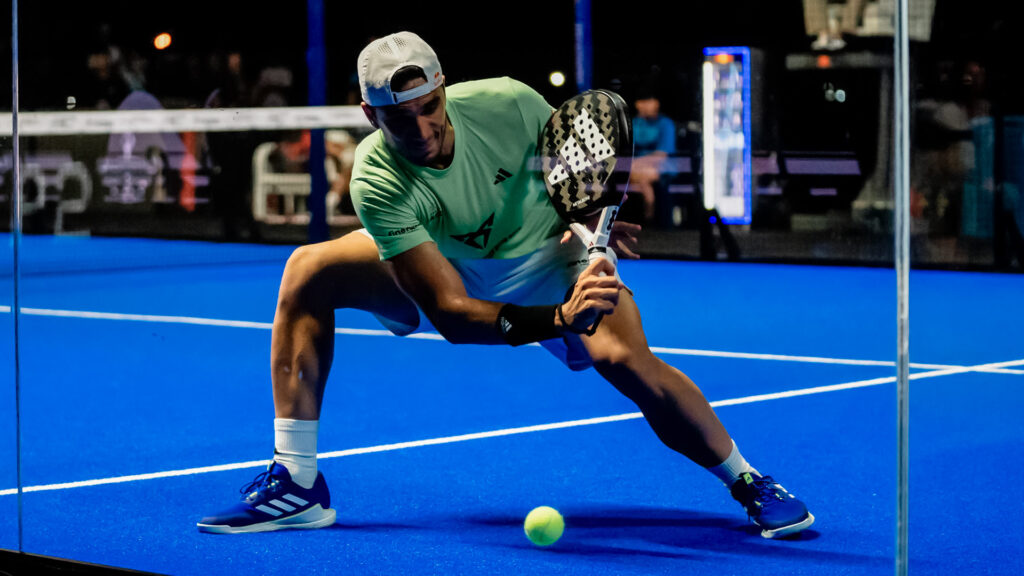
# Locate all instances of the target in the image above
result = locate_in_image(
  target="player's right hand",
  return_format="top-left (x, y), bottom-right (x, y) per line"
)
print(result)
top-left (558, 258), bottom-right (625, 333)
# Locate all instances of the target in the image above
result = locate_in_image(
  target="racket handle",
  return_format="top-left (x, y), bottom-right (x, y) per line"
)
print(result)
top-left (588, 247), bottom-right (612, 264)
top-left (569, 222), bottom-right (593, 246)
top-left (580, 251), bottom-right (609, 335)
top-left (589, 206), bottom-right (619, 251)
top-left (580, 238), bottom-right (619, 336)
top-left (587, 245), bottom-right (618, 278)
top-left (577, 205), bottom-right (619, 275)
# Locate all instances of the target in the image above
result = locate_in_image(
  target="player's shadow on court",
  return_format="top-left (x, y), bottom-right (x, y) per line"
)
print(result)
top-left (327, 522), bottom-right (419, 533)
top-left (467, 505), bottom-right (883, 568)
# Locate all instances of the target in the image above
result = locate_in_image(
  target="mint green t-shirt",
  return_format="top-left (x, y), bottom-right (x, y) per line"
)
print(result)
top-left (350, 77), bottom-right (563, 261)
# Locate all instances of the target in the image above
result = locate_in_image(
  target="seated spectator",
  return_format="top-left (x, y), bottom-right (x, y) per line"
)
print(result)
top-left (630, 89), bottom-right (677, 224)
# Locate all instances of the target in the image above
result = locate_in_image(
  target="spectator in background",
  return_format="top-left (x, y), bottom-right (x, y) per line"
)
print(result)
top-left (630, 88), bottom-right (677, 225)
top-left (325, 130), bottom-right (357, 217)
top-left (912, 59), bottom-right (974, 237)
top-left (252, 65), bottom-right (312, 177)
top-left (81, 51), bottom-right (127, 110)
top-left (205, 51), bottom-right (262, 240)
top-left (80, 23), bottom-right (132, 110)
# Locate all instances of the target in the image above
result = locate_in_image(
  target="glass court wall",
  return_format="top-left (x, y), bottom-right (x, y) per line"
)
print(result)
top-left (11, 2), bottom-right (316, 570)
top-left (906, 0), bottom-right (1024, 573)
top-left (4, 0), bottom-right (1023, 574)
top-left (2, 0), bottom-right (19, 555)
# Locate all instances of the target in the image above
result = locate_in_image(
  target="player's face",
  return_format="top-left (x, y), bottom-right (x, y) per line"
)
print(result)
top-left (364, 78), bottom-right (450, 167)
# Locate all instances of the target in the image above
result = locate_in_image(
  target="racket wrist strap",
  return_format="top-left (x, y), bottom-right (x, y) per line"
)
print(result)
top-left (496, 304), bottom-right (560, 346)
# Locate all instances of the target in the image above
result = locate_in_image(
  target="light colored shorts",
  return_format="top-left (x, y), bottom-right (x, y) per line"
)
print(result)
top-left (358, 229), bottom-right (610, 371)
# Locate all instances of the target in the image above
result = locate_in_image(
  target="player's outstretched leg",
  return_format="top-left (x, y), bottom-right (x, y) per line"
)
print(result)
top-left (198, 231), bottom-right (420, 533)
top-left (583, 290), bottom-right (814, 538)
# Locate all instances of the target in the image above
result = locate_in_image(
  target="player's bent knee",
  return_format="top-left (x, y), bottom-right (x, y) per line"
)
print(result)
top-left (278, 245), bottom-right (324, 311)
top-left (589, 341), bottom-right (654, 374)
top-left (589, 347), bottom-right (630, 370)
top-left (585, 338), bottom-right (647, 368)
top-left (285, 244), bottom-right (320, 274)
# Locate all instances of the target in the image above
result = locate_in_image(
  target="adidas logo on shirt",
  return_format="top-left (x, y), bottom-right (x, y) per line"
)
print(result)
top-left (493, 168), bottom-right (512, 185)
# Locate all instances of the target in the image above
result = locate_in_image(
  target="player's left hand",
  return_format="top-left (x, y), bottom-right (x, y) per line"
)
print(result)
top-left (561, 221), bottom-right (641, 260)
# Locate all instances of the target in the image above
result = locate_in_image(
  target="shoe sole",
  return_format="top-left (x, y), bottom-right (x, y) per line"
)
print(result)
top-left (761, 512), bottom-right (815, 539)
top-left (197, 505), bottom-right (337, 534)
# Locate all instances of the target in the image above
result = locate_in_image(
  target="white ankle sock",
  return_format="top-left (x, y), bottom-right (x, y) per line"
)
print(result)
top-left (274, 418), bottom-right (319, 489)
top-left (706, 440), bottom-right (759, 486)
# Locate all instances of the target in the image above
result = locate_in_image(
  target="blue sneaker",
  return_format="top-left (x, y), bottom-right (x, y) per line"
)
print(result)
top-left (730, 471), bottom-right (814, 538)
top-left (197, 462), bottom-right (336, 534)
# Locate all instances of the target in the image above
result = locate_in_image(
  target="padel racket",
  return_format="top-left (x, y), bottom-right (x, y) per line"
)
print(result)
top-left (538, 89), bottom-right (633, 266)
top-left (537, 89), bottom-right (633, 334)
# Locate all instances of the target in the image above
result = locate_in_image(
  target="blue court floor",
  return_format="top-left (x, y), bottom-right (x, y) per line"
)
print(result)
top-left (0, 235), bottom-right (1021, 575)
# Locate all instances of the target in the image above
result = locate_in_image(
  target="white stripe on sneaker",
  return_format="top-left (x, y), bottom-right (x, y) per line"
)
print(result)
top-left (255, 504), bottom-right (283, 517)
top-left (269, 499), bottom-right (296, 512)
top-left (282, 493), bottom-right (308, 506)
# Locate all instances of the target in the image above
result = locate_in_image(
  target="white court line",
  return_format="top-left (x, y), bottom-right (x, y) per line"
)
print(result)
top-left (1, 357), bottom-right (1021, 498)
top-left (10, 306), bottom-right (1024, 374)
top-left (20, 308), bottom-right (276, 330)
top-left (649, 346), bottom-right (1024, 375)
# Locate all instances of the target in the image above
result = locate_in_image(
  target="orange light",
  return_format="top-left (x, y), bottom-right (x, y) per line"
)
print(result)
top-left (713, 54), bottom-right (733, 65)
top-left (154, 33), bottom-right (172, 50)
top-left (816, 54), bottom-right (832, 69)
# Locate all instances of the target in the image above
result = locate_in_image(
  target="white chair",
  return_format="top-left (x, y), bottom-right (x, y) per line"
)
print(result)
top-left (251, 141), bottom-right (313, 223)
top-left (251, 139), bottom-right (352, 224)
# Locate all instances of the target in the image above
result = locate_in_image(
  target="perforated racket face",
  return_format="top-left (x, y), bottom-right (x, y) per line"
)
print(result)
top-left (539, 89), bottom-right (632, 222)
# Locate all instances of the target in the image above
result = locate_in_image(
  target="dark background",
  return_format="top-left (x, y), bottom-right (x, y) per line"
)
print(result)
top-left (3, 0), bottom-right (1021, 111)
top-left (1, 0), bottom-right (1022, 269)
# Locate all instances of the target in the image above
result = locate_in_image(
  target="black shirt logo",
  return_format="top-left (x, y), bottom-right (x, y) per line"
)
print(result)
top-left (450, 212), bottom-right (495, 250)
top-left (493, 168), bottom-right (513, 185)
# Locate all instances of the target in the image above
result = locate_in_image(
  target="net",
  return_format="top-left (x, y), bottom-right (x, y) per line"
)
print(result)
top-left (0, 105), bottom-right (369, 136)
top-left (1, 91), bottom-right (1014, 271)
top-left (1, 104), bottom-right (375, 274)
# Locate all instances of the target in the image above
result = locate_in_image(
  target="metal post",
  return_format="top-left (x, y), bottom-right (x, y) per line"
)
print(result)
top-left (11, 0), bottom-right (24, 554)
top-left (575, 0), bottom-right (592, 93)
top-left (893, 0), bottom-right (911, 573)
top-left (307, 0), bottom-right (328, 244)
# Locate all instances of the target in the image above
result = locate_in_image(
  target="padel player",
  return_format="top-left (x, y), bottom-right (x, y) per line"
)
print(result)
top-left (198, 31), bottom-right (814, 539)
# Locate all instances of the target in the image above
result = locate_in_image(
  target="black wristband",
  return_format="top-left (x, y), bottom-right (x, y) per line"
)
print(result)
top-left (496, 304), bottom-right (560, 346)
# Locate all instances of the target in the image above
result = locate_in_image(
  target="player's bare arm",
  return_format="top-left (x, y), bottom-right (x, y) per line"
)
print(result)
top-left (388, 241), bottom-right (624, 344)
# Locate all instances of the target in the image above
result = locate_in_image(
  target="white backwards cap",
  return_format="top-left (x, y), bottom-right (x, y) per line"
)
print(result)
top-left (358, 32), bottom-right (444, 106)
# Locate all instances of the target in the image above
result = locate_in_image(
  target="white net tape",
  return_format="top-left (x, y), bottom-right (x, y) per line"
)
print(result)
top-left (0, 105), bottom-right (375, 232)
top-left (1, 105), bottom-right (372, 136)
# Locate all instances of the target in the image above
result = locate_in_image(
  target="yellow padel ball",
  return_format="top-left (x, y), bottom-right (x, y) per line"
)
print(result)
top-left (524, 506), bottom-right (565, 546)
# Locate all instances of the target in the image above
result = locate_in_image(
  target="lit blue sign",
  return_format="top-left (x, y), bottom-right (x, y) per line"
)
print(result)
top-left (702, 46), bottom-right (752, 225)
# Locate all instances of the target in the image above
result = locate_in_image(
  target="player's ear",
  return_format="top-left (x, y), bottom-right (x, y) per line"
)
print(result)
top-left (361, 102), bottom-right (380, 129)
